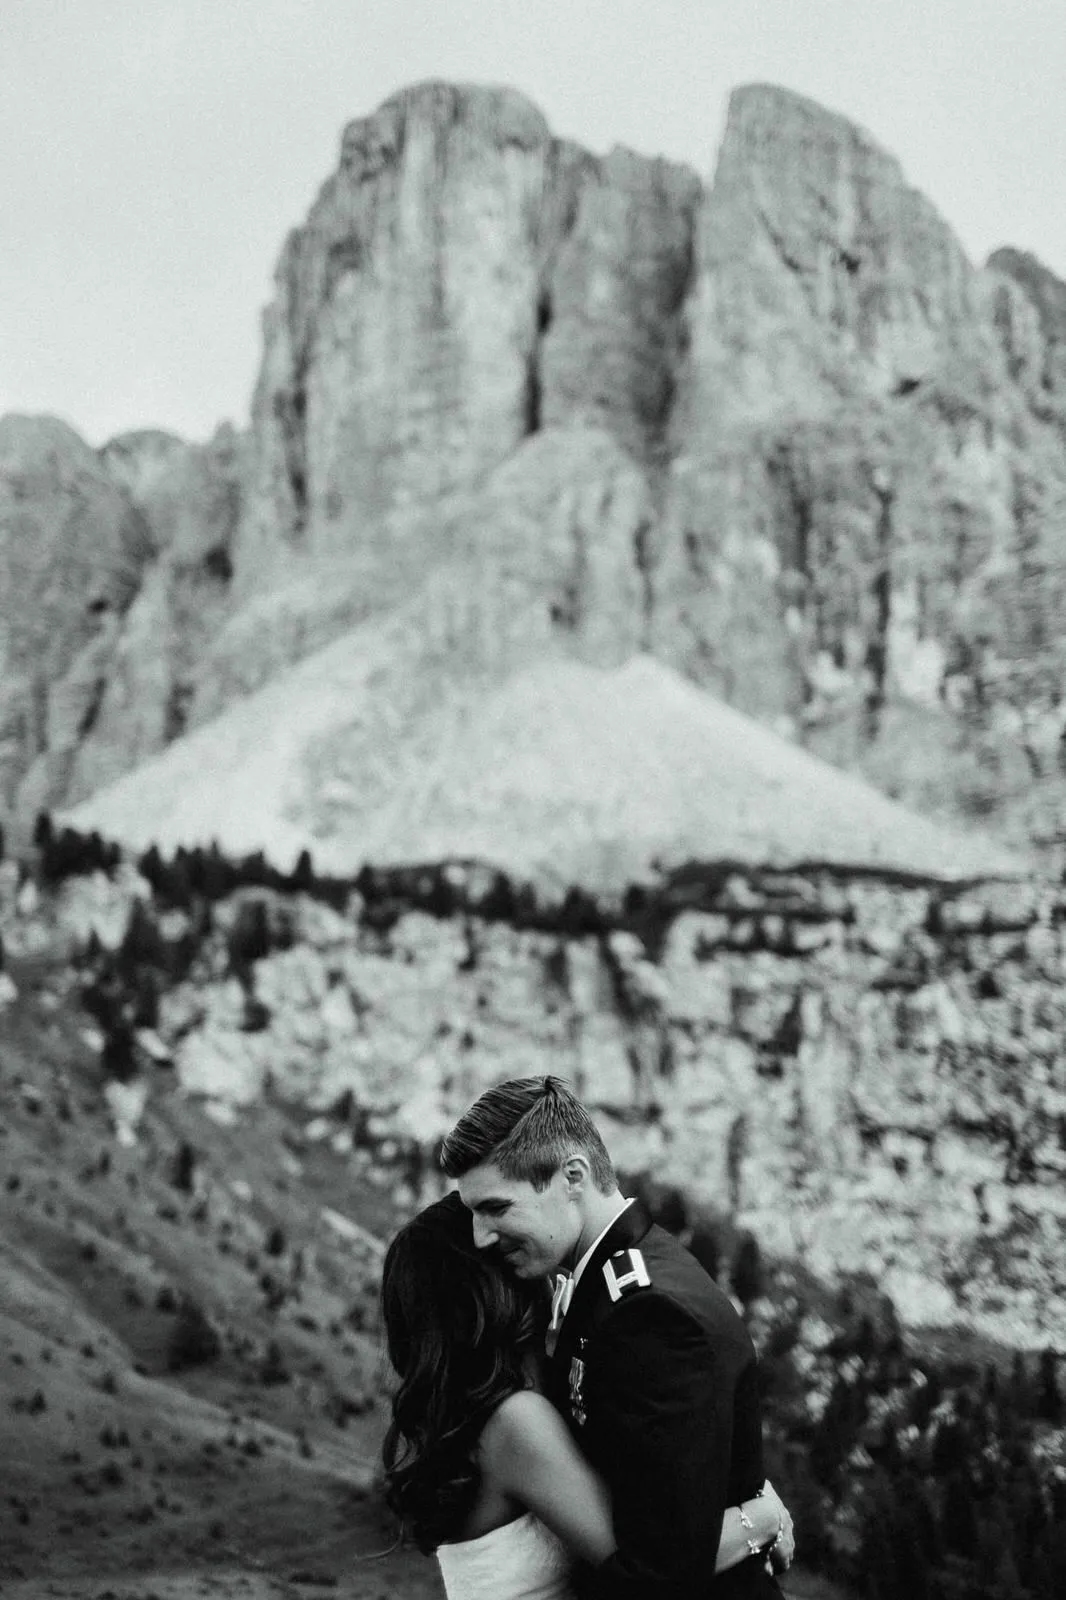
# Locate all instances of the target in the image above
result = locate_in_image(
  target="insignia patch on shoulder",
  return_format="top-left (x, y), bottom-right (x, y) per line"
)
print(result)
top-left (602, 1248), bottom-right (651, 1302)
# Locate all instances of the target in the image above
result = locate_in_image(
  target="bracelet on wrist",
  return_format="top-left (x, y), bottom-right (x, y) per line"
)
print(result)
top-left (738, 1504), bottom-right (761, 1560)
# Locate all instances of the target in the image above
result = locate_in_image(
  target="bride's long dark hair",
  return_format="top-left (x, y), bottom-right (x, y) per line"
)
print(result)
top-left (380, 1190), bottom-right (544, 1553)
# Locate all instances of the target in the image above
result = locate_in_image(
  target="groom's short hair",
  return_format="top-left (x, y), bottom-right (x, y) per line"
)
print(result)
top-left (440, 1075), bottom-right (616, 1193)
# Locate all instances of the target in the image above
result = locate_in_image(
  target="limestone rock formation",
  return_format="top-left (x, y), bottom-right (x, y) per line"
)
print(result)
top-left (236, 82), bottom-right (552, 591)
top-left (0, 417), bottom-right (244, 827)
top-left (188, 418), bottom-right (651, 724)
top-left (67, 424), bottom-right (244, 799)
top-left (536, 143), bottom-right (699, 465)
top-left (655, 86), bottom-right (1066, 845)
top-left (98, 428), bottom-right (189, 513)
top-left (102, 424), bottom-right (243, 569)
top-left (143, 875), bottom-right (1066, 1350)
top-left (233, 81), bottom-right (697, 594)
top-left (988, 245), bottom-right (1066, 422)
top-left (4, 78), bottom-right (1066, 865)
top-left (0, 416), bottom-right (153, 819)
top-left (225, 79), bottom-right (1066, 855)
top-left (8, 80), bottom-right (1066, 1417)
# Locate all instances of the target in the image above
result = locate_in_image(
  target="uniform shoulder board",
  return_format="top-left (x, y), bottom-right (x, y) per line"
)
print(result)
top-left (602, 1247), bottom-right (651, 1303)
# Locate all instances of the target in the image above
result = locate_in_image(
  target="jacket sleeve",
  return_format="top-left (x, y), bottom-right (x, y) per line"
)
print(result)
top-left (580, 1291), bottom-right (742, 1600)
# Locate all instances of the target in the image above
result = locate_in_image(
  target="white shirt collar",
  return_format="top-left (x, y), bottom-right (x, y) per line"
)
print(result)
top-left (569, 1196), bottom-right (634, 1291)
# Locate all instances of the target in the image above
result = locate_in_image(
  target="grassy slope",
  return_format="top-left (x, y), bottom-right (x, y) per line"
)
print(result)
top-left (0, 952), bottom-right (442, 1600)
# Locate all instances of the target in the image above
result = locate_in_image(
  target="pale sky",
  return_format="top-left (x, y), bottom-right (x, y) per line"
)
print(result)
top-left (2, 0), bottom-right (1064, 446)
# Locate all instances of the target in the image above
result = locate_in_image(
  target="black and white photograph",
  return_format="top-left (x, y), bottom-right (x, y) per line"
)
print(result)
top-left (1, 4), bottom-right (1064, 1598)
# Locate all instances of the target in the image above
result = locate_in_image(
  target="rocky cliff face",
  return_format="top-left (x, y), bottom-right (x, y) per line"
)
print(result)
top-left (62, 867), bottom-right (1056, 1352)
top-left (67, 425), bottom-right (244, 801)
top-left (0, 418), bottom-right (243, 830)
top-left (4, 79), bottom-right (1066, 862)
top-left (655, 88), bottom-right (1066, 846)
top-left (989, 245), bottom-right (1066, 422)
top-left (210, 80), bottom-right (1066, 855)
top-left (213, 80), bottom-right (699, 745)
top-left (235, 82), bottom-right (697, 597)
top-left (0, 418), bottom-right (153, 820)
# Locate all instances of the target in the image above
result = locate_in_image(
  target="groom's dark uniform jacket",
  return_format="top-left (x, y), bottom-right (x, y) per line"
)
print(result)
top-left (546, 1201), bottom-right (782, 1600)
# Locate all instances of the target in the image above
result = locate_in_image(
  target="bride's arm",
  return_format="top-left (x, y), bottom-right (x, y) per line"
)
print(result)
top-left (479, 1391), bottom-right (615, 1566)
top-left (717, 1479), bottom-right (794, 1573)
top-left (479, 1392), bottom-right (791, 1576)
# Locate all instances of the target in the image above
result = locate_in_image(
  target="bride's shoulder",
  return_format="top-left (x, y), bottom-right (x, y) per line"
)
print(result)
top-left (479, 1388), bottom-right (568, 1470)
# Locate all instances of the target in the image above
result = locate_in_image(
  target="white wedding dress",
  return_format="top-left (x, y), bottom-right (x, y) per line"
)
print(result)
top-left (436, 1511), bottom-right (574, 1600)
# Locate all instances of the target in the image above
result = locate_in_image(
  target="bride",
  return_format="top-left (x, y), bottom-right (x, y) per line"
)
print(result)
top-left (381, 1192), bottom-right (793, 1600)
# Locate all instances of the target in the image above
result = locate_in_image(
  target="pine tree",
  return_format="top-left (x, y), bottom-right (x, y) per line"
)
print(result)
top-left (731, 1232), bottom-right (764, 1308)
top-left (1036, 1348), bottom-right (1062, 1422)
top-left (291, 848), bottom-right (315, 892)
top-left (941, 1470), bottom-right (981, 1557)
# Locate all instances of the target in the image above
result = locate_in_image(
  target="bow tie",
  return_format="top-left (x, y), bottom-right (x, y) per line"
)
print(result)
top-left (549, 1271), bottom-right (574, 1332)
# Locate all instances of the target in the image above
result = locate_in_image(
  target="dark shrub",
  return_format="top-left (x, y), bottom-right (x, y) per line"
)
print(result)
top-left (166, 1298), bottom-right (222, 1371)
top-left (227, 896), bottom-right (272, 970)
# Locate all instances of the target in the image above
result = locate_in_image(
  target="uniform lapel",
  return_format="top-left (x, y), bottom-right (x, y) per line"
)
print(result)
top-left (558, 1199), bottom-right (652, 1348)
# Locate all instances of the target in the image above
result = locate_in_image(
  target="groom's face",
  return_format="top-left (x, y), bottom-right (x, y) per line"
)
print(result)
top-left (457, 1161), bottom-right (582, 1280)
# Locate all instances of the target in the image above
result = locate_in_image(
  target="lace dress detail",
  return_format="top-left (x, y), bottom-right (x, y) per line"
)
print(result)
top-left (436, 1511), bottom-right (574, 1600)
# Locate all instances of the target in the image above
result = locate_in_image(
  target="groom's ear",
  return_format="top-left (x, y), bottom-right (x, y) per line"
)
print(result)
top-left (560, 1154), bottom-right (590, 1196)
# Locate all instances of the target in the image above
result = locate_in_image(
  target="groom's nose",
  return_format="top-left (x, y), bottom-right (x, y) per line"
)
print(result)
top-left (471, 1214), bottom-right (498, 1251)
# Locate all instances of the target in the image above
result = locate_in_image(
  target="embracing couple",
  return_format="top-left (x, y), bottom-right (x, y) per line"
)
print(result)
top-left (382, 1076), bottom-right (795, 1600)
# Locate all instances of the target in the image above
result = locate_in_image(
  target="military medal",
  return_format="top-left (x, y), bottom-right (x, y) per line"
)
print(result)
top-left (569, 1338), bottom-right (588, 1427)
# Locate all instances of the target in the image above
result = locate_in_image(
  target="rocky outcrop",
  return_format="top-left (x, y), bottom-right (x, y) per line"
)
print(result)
top-left (0, 417), bottom-right (244, 829)
top-left (233, 81), bottom-right (697, 595)
top-left (988, 246), bottom-right (1066, 424)
top-left (66, 425), bottom-right (244, 799)
top-left (654, 87), bottom-right (1066, 847)
top-left (182, 419), bottom-right (653, 734)
top-left (236, 83), bottom-right (553, 589)
top-left (98, 429), bottom-right (189, 512)
top-left (8, 79), bottom-right (1066, 1389)
top-left (101, 425), bottom-right (243, 570)
top-left (537, 144), bottom-right (699, 465)
top-left (142, 872), bottom-right (1065, 1349)
top-left (0, 417), bottom-right (153, 821)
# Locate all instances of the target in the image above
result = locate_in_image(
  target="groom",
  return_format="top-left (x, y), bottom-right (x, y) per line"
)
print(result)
top-left (440, 1075), bottom-right (792, 1599)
